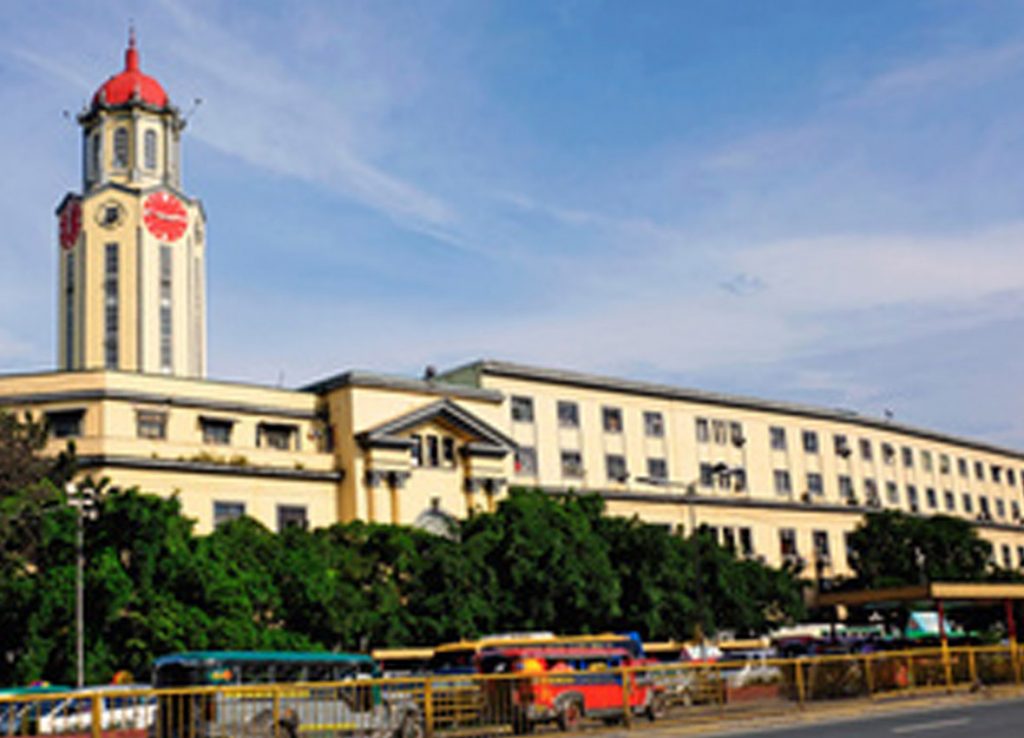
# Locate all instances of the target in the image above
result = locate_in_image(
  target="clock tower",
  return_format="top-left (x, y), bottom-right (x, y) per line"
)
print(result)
top-left (57, 32), bottom-right (207, 377)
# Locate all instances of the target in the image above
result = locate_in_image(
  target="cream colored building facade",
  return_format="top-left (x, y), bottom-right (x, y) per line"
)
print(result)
top-left (3, 38), bottom-right (1024, 578)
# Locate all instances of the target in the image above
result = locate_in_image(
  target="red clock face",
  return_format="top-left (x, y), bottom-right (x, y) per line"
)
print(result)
top-left (143, 192), bottom-right (188, 242)
top-left (59, 200), bottom-right (82, 250)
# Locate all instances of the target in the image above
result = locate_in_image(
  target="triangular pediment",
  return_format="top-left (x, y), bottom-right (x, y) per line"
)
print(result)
top-left (356, 399), bottom-right (514, 457)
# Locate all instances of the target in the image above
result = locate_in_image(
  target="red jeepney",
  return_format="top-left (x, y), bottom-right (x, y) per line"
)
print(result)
top-left (477, 645), bottom-right (658, 733)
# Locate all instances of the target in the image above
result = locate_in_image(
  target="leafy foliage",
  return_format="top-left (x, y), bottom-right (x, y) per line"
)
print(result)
top-left (847, 511), bottom-right (993, 587)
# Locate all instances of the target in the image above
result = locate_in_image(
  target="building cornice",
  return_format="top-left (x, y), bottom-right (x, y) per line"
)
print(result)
top-left (0, 386), bottom-right (316, 421)
top-left (77, 454), bottom-right (342, 482)
top-left (449, 360), bottom-right (1024, 462)
top-left (303, 370), bottom-right (503, 403)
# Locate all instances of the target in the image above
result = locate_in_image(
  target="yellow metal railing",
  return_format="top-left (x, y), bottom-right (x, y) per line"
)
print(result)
top-left (0, 644), bottom-right (1021, 738)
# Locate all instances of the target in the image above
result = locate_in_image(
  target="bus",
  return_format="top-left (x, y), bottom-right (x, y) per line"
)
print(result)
top-left (371, 649), bottom-right (434, 678)
top-left (151, 651), bottom-right (422, 738)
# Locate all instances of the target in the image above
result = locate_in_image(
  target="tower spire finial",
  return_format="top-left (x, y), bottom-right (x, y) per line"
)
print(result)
top-left (125, 21), bottom-right (139, 72)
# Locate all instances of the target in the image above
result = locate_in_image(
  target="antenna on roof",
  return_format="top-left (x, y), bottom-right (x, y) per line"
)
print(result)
top-left (884, 408), bottom-right (894, 422)
top-left (183, 97), bottom-right (203, 123)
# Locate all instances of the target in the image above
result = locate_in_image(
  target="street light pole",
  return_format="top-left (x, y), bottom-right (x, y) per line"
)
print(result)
top-left (66, 482), bottom-right (96, 688)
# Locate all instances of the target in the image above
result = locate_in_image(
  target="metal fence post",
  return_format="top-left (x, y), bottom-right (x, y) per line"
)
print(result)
top-left (795, 660), bottom-right (806, 709)
top-left (942, 643), bottom-right (953, 692)
top-left (423, 678), bottom-right (434, 738)
top-left (968, 647), bottom-right (978, 686)
top-left (906, 653), bottom-right (915, 693)
top-left (620, 664), bottom-right (633, 728)
top-left (272, 686), bottom-right (281, 738)
top-left (863, 654), bottom-right (874, 697)
top-left (90, 692), bottom-right (102, 738)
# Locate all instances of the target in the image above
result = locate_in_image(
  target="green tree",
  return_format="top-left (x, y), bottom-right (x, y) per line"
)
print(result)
top-left (462, 490), bottom-right (620, 633)
top-left (847, 511), bottom-right (992, 587)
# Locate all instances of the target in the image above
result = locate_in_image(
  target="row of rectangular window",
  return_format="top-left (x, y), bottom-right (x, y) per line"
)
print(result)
top-left (46, 409), bottom-right (308, 452)
top-left (511, 396), bottom-right (666, 437)
top-left (409, 433), bottom-right (456, 469)
top-left (773, 468), bottom-right (1023, 520)
top-left (514, 398), bottom-right (1021, 490)
top-left (212, 500), bottom-right (307, 532)
top-left (515, 445), bottom-right (747, 490)
top-left (110, 127), bottom-right (160, 171)
top-left (770, 426), bottom-right (1021, 487)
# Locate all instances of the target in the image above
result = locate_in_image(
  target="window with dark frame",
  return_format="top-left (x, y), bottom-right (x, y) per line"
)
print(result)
top-left (605, 454), bottom-right (627, 482)
top-left (510, 396), bottom-right (534, 423)
top-left (962, 493), bottom-right (973, 513)
top-left (45, 409), bottom-right (84, 439)
top-left (802, 430), bottom-right (819, 454)
top-left (925, 487), bottom-right (937, 509)
top-left (426, 435), bottom-right (440, 467)
top-left (940, 454), bottom-right (951, 474)
top-left (806, 472), bottom-right (823, 497)
top-left (561, 450), bottom-right (583, 478)
top-left (886, 481), bottom-right (899, 505)
top-left (410, 434), bottom-right (423, 466)
top-left (646, 457), bottom-right (667, 481)
top-left (144, 129), bottom-right (158, 170)
top-left (944, 490), bottom-right (956, 512)
top-left (113, 126), bottom-right (129, 168)
top-left (695, 417), bottom-right (710, 442)
top-left (739, 528), bottom-right (754, 556)
top-left (602, 407), bottom-right (623, 433)
top-left (902, 447), bottom-right (914, 467)
top-left (557, 400), bottom-right (579, 428)
top-left (975, 460), bottom-right (985, 481)
top-left (838, 475), bottom-right (853, 499)
top-left (770, 426), bottom-right (787, 451)
top-left (643, 411), bottom-right (664, 437)
top-left (907, 485), bottom-right (919, 511)
top-left (258, 423), bottom-right (296, 451)
top-left (712, 420), bottom-right (727, 444)
top-left (773, 469), bottom-right (792, 495)
top-left (779, 528), bottom-right (798, 557)
top-left (276, 505), bottom-right (308, 532)
top-left (200, 417), bottom-right (233, 446)
top-left (213, 501), bottom-right (245, 527)
top-left (860, 438), bottom-right (873, 460)
top-left (136, 410), bottom-right (167, 440)
top-left (515, 446), bottom-right (537, 476)
top-left (812, 530), bottom-right (830, 560)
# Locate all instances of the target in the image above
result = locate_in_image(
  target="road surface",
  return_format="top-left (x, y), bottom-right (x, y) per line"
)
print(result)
top-left (706, 696), bottom-right (1024, 737)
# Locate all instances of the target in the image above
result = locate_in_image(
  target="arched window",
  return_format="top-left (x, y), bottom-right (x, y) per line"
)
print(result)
top-left (113, 127), bottom-right (129, 168)
top-left (89, 132), bottom-right (101, 180)
top-left (144, 130), bottom-right (157, 170)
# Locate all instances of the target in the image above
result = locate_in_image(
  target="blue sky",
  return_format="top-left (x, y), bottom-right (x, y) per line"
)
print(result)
top-left (2, 1), bottom-right (1024, 447)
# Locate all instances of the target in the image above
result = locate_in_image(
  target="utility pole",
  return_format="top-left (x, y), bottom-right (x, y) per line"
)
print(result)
top-left (67, 482), bottom-right (97, 687)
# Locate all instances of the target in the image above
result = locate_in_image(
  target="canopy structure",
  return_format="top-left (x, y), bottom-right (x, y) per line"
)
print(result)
top-left (816, 582), bottom-right (1024, 648)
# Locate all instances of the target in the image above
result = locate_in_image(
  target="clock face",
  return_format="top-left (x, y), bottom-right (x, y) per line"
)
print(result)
top-left (143, 192), bottom-right (188, 242)
top-left (59, 199), bottom-right (82, 250)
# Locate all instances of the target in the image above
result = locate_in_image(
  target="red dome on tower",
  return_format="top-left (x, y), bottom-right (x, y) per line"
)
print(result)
top-left (92, 31), bottom-right (168, 109)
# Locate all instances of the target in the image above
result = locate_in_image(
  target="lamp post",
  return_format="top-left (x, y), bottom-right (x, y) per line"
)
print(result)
top-left (65, 482), bottom-right (97, 688)
top-left (636, 463), bottom-right (739, 652)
